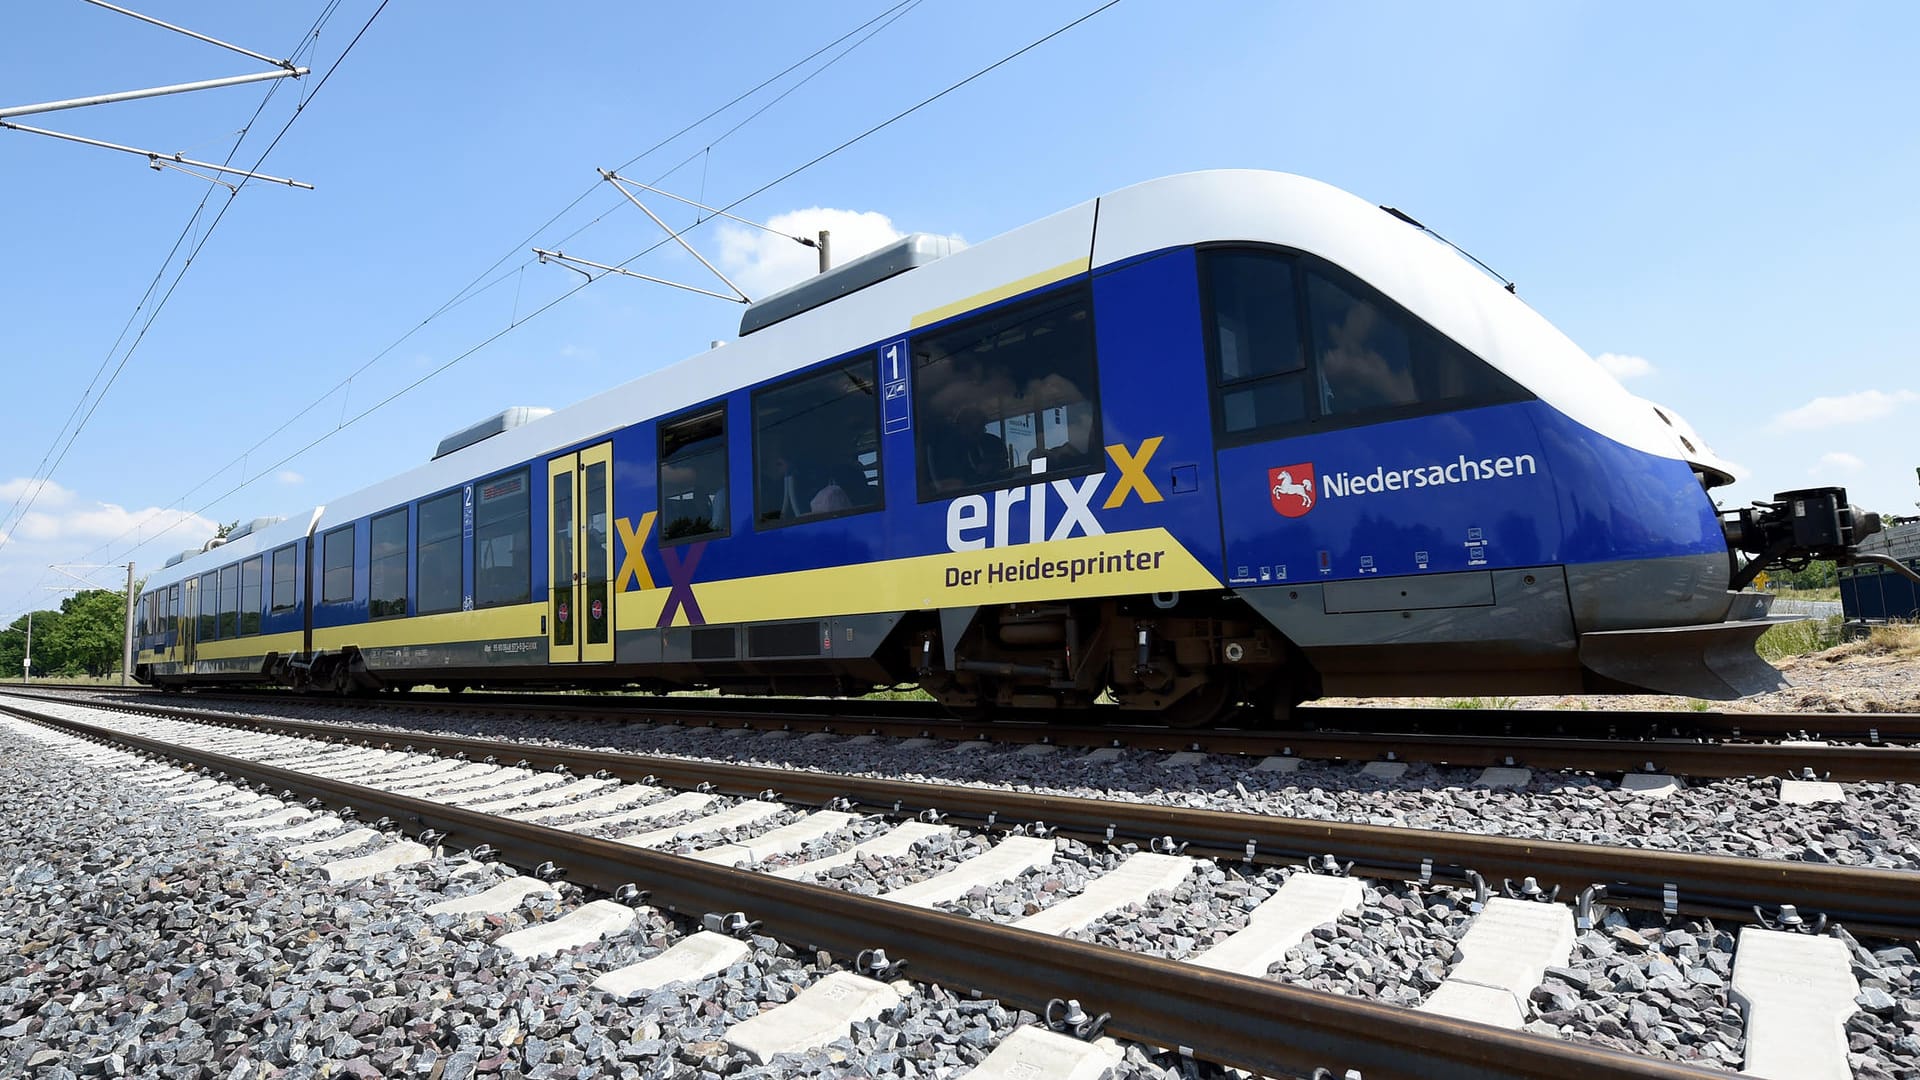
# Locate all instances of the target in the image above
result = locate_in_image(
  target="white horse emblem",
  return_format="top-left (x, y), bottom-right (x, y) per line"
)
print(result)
top-left (1271, 470), bottom-right (1313, 510)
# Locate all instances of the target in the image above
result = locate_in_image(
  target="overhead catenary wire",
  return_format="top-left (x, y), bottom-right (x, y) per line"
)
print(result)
top-left (50, 0), bottom-right (1126, 613)
top-left (0, 3), bottom-right (347, 558)
top-left (50, 0), bottom-right (933, 577)
top-left (0, 1), bottom-right (384, 616)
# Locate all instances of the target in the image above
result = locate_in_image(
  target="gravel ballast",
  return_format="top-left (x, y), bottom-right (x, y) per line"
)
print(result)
top-left (13, 692), bottom-right (1920, 1076)
top-left (0, 712), bottom-right (1278, 1078)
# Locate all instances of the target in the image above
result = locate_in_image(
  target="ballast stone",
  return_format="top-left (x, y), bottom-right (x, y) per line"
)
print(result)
top-left (1359, 761), bottom-right (1408, 780)
top-left (1731, 927), bottom-right (1859, 1080)
top-left (724, 971), bottom-right (902, 1065)
top-left (592, 930), bottom-right (750, 998)
top-left (493, 899), bottom-right (639, 960)
top-left (966, 1025), bottom-right (1124, 1080)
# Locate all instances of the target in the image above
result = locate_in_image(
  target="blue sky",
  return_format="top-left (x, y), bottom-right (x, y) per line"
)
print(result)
top-left (3, 1), bottom-right (1917, 618)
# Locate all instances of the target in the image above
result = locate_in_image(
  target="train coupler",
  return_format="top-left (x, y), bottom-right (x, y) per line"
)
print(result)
top-left (1721, 485), bottom-right (1880, 590)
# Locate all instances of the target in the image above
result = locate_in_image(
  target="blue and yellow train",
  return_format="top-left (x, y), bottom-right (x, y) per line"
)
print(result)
top-left (133, 171), bottom-right (1870, 725)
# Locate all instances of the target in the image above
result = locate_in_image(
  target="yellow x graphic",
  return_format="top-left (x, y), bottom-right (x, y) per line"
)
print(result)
top-left (1103, 436), bottom-right (1165, 509)
top-left (615, 511), bottom-right (658, 591)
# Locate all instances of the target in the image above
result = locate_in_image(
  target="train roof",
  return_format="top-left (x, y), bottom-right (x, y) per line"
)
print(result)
top-left (151, 169), bottom-right (1704, 581)
top-left (143, 508), bottom-right (323, 592)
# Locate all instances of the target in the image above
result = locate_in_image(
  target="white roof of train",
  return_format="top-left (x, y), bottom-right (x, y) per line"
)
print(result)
top-left (150, 170), bottom-right (1708, 588)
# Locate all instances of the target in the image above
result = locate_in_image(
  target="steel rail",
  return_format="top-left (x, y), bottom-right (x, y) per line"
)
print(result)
top-left (19, 695), bottom-right (1919, 940)
top-left (9, 682), bottom-right (1917, 777)
top-left (0, 698), bottom-right (1730, 1080)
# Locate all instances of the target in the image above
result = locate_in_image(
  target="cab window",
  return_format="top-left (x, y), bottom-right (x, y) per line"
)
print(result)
top-left (1202, 247), bottom-right (1528, 444)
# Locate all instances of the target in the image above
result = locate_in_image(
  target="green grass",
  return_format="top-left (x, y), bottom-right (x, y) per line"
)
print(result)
top-left (1442, 695), bottom-right (1520, 710)
top-left (1770, 585), bottom-right (1841, 602)
top-left (1754, 614), bottom-right (1844, 662)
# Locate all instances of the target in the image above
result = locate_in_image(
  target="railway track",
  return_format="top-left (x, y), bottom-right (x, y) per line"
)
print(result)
top-left (3, 690), bottom-right (1916, 1078)
top-left (12, 682), bottom-right (1920, 782)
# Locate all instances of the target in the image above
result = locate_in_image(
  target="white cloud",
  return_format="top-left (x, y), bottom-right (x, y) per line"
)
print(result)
top-left (6, 502), bottom-right (216, 546)
top-left (1594, 352), bottom-right (1655, 379)
top-left (277, 470), bottom-right (305, 485)
top-left (0, 477), bottom-right (75, 508)
top-left (0, 485), bottom-right (219, 618)
top-left (1811, 451), bottom-right (1865, 474)
top-left (1770, 388), bottom-right (1919, 432)
top-left (716, 207), bottom-right (963, 300)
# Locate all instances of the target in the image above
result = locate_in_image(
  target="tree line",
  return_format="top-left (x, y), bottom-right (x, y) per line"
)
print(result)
top-left (0, 589), bottom-right (130, 679)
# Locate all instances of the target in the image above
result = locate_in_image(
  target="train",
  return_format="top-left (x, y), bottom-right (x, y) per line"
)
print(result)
top-left (131, 169), bottom-right (1879, 726)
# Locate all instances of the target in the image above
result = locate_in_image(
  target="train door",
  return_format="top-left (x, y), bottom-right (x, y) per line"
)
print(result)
top-left (547, 441), bottom-right (615, 663)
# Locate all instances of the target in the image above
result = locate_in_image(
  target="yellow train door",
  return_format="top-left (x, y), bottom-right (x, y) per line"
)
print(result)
top-left (547, 442), bottom-right (615, 663)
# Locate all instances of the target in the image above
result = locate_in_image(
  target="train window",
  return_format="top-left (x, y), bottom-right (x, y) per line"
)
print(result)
top-left (217, 564), bottom-right (239, 639)
top-left (168, 584), bottom-right (179, 628)
top-left (474, 469), bottom-right (531, 608)
top-left (659, 409), bottom-right (729, 543)
top-left (1305, 272), bottom-right (1418, 416)
top-left (370, 508), bottom-right (408, 619)
top-left (754, 355), bottom-right (883, 528)
top-left (1202, 249), bottom-right (1530, 443)
top-left (197, 574), bottom-right (216, 640)
top-left (417, 490), bottom-right (463, 615)
top-left (321, 525), bottom-right (355, 604)
top-left (1204, 251), bottom-right (1312, 439)
top-left (913, 285), bottom-right (1100, 500)
top-left (240, 557), bottom-right (263, 635)
top-left (270, 545), bottom-right (297, 613)
top-left (1305, 265), bottom-right (1528, 420)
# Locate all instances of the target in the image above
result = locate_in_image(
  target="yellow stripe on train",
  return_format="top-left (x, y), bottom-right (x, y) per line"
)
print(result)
top-left (619, 527), bottom-right (1222, 630)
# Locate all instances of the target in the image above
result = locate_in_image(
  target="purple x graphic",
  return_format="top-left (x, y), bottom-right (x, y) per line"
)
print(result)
top-left (656, 542), bottom-right (707, 628)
